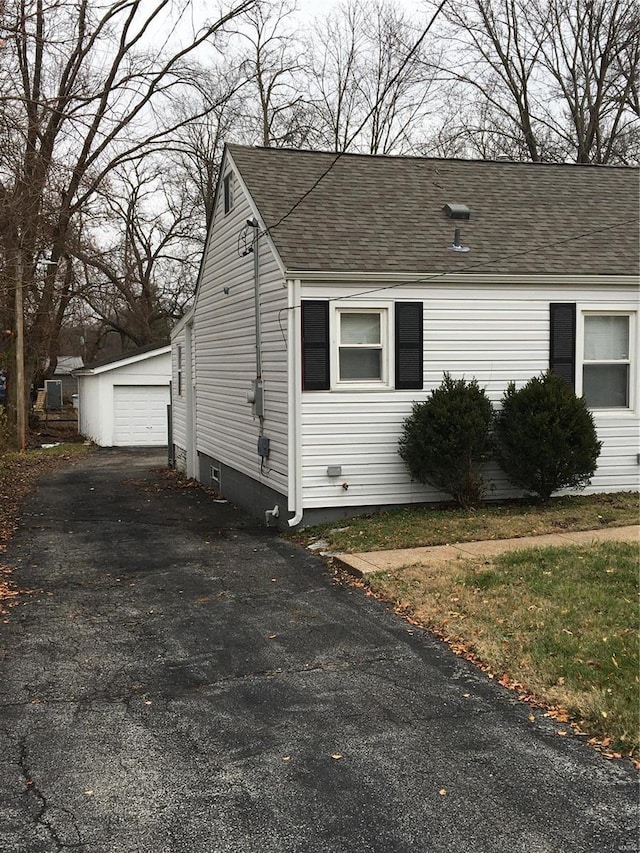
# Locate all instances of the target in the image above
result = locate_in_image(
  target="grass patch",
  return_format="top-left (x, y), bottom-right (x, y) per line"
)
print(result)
top-left (297, 492), bottom-right (639, 552)
top-left (0, 442), bottom-right (89, 469)
top-left (368, 541), bottom-right (639, 758)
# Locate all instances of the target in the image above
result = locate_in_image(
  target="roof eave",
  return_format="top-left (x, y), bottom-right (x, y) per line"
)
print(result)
top-left (74, 345), bottom-right (171, 376)
top-left (285, 270), bottom-right (639, 285)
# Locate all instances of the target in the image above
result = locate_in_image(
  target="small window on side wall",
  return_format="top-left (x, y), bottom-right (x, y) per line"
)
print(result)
top-left (301, 300), bottom-right (423, 391)
top-left (337, 309), bottom-right (386, 383)
top-left (177, 345), bottom-right (183, 396)
top-left (223, 172), bottom-right (233, 214)
top-left (582, 313), bottom-right (632, 408)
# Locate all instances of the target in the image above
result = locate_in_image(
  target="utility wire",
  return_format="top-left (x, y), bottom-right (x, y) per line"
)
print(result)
top-left (327, 215), bottom-right (640, 304)
top-left (261, 0), bottom-right (450, 238)
top-left (277, 214), bottom-right (640, 337)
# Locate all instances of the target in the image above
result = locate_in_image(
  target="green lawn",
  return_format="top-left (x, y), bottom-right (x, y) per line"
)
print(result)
top-left (297, 492), bottom-right (639, 553)
top-left (368, 541), bottom-right (639, 758)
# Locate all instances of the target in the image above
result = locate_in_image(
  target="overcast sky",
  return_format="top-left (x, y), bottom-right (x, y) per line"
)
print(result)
top-left (294, 0), bottom-right (426, 27)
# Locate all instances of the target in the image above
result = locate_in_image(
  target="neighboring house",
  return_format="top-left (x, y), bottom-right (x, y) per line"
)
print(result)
top-left (50, 355), bottom-right (84, 403)
top-left (75, 344), bottom-right (171, 447)
top-left (171, 144), bottom-right (639, 527)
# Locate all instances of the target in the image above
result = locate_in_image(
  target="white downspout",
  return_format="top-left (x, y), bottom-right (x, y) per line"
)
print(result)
top-left (185, 320), bottom-right (196, 479)
top-left (287, 277), bottom-right (304, 527)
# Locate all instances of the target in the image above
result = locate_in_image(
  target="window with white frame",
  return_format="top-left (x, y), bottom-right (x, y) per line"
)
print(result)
top-left (336, 308), bottom-right (388, 384)
top-left (177, 345), bottom-right (183, 396)
top-left (582, 313), bottom-right (632, 408)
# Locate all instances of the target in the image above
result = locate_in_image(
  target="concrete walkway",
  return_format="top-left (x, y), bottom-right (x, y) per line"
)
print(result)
top-left (333, 524), bottom-right (640, 576)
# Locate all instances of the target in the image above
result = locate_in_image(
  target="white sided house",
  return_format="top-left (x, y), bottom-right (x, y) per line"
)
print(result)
top-left (171, 145), bottom-right (639, 527)
top-left (76, 345), bottom-right (171, 447)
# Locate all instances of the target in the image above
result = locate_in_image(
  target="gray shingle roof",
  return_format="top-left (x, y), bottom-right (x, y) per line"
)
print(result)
top-left (227, 144), bottom-right (639, 276)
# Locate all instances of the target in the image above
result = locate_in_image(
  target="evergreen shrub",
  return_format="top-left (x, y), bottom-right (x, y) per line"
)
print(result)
top-left (495, 371), bottom-right (601, 500)
top-left (398, 373), bottom-right (493, 508)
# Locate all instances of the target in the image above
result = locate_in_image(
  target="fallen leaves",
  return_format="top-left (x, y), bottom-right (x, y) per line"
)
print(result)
top-left (0, 578), bottom-right (19, 602)
top-left (353, 543), bottom-right (639, 763)
top-left (123, 468), bottom-right (221, 498)
top-left (0, 566), bottom-right (41, 616)
top-left (0, 448), bottom-right (87, 608)
top-left (280, 752), bottom-right (345, 764)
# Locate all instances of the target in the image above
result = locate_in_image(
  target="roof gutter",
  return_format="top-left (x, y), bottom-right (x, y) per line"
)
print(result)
top-left (284, 271), bottom-right (639, 286)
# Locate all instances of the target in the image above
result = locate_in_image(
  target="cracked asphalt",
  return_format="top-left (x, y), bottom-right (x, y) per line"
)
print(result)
top-left (0, 449), bottom-right (637, 853)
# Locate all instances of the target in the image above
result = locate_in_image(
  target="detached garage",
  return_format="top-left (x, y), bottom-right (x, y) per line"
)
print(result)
top-left (75, 345), bottom-right (171, 447)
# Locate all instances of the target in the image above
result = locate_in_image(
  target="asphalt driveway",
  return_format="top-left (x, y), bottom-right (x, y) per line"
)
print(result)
top-left (0, 449), bottom-right (637, 853)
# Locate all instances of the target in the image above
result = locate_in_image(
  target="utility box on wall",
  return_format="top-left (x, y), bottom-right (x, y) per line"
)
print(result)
top-left (247, 378), bottom-right (265, 418)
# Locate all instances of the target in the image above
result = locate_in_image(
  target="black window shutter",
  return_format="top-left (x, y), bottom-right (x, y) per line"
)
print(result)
top-left (395, 302), bottom-right (424, 390)
top-left (549, 303), bottom-right (576, 388)
top-left (301, 301), bottom-right (330, 390)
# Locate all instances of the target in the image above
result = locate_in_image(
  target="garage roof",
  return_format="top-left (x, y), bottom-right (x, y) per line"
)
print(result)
top-left (74, 344), bottom-right (170, 376)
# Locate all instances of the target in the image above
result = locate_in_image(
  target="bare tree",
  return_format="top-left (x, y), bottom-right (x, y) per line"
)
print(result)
top-left (71, 160), bottom-right (200, 352)
top-left (309, 0), bottom-right (443, 154)
top-left (434, 0), bottom-right (640, 163)
top-left (0, 0), bottom-right (257, 441)
top-left (231, 0), bottom-right (315, 147)
top-left (308, 1), bottom-right (364, 151)
top-left (533, 0), bottom-right (640, 163)
top-left (359, 0), bottom-right (443, 153)
top-left (169, 66), bottom-right (247, 226)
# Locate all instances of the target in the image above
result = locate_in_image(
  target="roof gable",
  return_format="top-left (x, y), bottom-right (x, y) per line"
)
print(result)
top-left (171, 307), bottom-right (194, 339)
top-left (226, 144), bottom-right (639, 277)
top-left (75, 344), bottom-right (170, 375)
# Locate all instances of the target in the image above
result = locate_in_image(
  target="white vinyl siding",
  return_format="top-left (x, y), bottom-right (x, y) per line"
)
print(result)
top-left (299, 281), bottom-right (639, 508)
top-left (77, 375), bottom-right (102, 447)
top-left (177, 345), bottom-right (183, 397)
top-left (171, 325), bottom-right (188, 467)
top-left (171, 328), bottom-right (187, 445)
top-left (192, 157), bottom-right (288, 495)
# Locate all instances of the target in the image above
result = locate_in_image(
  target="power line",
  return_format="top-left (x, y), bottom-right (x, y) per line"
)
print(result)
top-left (5, 215), bottom-right (635, 304)
top-left (277, 214), bottom-right (640, 326)
top-left (329, 216), bottom-right (640, 303)
top-left (261, 0), bottom-right (450, 237)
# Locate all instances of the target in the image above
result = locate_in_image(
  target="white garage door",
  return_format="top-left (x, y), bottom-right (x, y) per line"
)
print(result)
top-left (113, 385), bottom-right (170, 446)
